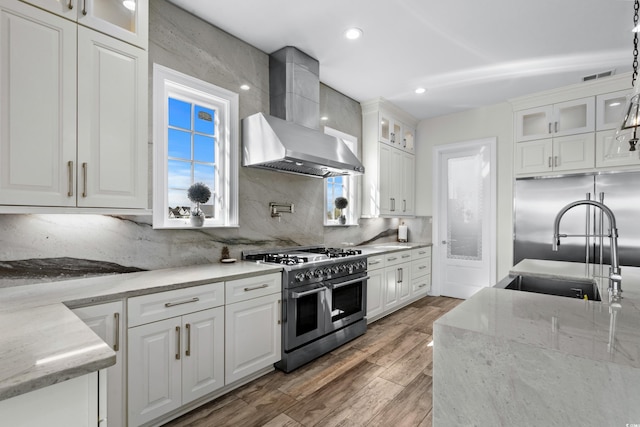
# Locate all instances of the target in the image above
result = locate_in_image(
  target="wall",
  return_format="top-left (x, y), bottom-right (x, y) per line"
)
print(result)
top-left (0, 0), bottom-right (429, 287)
top-left (415, 102), bottom-right (514, 280)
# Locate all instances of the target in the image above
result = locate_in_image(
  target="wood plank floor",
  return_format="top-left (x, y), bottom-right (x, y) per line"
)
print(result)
top-left (164, 296), bottom-right (462, 427)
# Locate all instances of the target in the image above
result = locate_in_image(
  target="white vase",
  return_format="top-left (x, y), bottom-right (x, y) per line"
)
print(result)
top-left (190, 205), bottom-right (205, 227)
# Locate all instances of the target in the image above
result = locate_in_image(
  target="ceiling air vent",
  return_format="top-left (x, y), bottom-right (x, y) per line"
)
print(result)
top-left (582, 69), bottom-right (616, 82)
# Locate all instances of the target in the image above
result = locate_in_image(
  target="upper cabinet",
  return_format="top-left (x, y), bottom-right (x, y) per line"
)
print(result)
top-left (515, 97), bottom-right (595, 142)
top-left (0, 0), bottom-right (148, 210)
top-left (362, 98), bottom-right (417, 218)
top-left (596, 89), bottom-right (631, 131)
top-left (20, 0), bottom-right (148, 49)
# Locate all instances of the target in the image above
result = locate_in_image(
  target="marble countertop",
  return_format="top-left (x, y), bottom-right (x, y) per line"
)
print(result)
top-left (436, 259), bottom-right (640, 369)
top-left (354, 242), bottom-right (431, 256)
top-left (0, 261), bottom-right (282, 401)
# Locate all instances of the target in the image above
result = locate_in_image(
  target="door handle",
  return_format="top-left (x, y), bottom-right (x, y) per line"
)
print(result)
top-left (331, 276), bottom-right (370, 289)
top-left (291, 287), bottom-right (326, 299)
top-left (113, 312), bottom-right (120, 352)
top-left (185, 323), bottom-right (191, 356)
top-left (67, 161), bottom-right (74, 197)
top-left (175, 326), bottom-right (181, 360)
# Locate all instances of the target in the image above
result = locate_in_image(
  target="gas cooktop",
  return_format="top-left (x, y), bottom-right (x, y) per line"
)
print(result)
top-left (243, 246), bottom-right (364, 267)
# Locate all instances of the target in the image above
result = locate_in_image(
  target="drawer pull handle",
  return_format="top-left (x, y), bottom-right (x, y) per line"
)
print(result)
top-left (82, 0), bottom-right (87, 15)
top-left (369, 260), bottom-right (380, 265)
top-left (165, 297), bottom-right (199, 307)
top-left (82, 162), bottom-right (88, 197)
top-left (185, 323), bottom-right (191, 356)
top-left (418, 265), bottom-right (427, 270)
top-left (387, 257), bottom-right (397, 261)
top-left (67, 0), bottom-right (73, 9)
top-left (175, 326), bottom-right (181, 360)
top-left (113, 312), bottom-right (120, 351)
top-left (67, 161), bottom-right (73, 197)
top-left (418, 283), bottom-right (427, 288)
top-left (244, 284), bottom-right (269, 292)
top-left (418, 250), bottom-right (427, 255)
top-left (401, 254), bottom-right (411, 258)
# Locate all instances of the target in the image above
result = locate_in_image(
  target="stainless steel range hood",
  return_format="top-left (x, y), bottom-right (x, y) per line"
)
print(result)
top-left (242, 47), bottom-right (365, 178)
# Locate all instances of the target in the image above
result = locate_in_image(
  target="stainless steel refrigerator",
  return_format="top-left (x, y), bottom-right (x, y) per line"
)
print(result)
top-left (514, 172), bottom-right (640, 267)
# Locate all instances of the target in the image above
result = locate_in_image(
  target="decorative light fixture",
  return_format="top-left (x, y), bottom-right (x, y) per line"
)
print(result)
top-left (617, 0), bottom-right (640, 151)
top-left (344, 28), bottom-right (363, 40)
top-left (240, 84), bottom-right (250, 91)
top-left (122, 0), bottom-right (136, 11)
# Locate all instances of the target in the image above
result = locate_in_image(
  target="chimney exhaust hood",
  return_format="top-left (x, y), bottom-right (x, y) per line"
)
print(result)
top-left (242, 47), bottom-right (365, 178)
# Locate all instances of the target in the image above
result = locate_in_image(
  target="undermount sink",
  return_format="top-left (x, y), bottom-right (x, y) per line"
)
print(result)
top-left (494, 274), bottom-right (601, 301)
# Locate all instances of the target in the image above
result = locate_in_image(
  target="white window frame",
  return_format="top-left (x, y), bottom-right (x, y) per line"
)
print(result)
top-left (324, 127), bottom-right (359, 226)
top-left (152, 64), bottom-right (239, 229)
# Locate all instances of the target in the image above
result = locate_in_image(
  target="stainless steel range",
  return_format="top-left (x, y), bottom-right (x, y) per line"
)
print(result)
top-left (243, 246), bottom-right (368, 372)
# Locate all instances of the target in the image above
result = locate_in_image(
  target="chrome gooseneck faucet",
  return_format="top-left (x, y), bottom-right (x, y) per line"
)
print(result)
top-left (552, 200), bottom-right (622, 301)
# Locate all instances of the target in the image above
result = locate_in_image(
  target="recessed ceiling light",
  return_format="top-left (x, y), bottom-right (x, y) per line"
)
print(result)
top-left (321, 116), bottom-right (329, 121)
top-left (122, 0), bottom-right (136, 11)
top-left (415, 87), bottom-right (426, 94)
top-left (344, 28), bottom-right (363, 40)
top-left (240, 84), bottom-right (250, 91)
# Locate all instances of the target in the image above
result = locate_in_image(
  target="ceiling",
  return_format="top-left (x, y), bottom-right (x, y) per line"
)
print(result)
top-left (167, 0), bottom-right (634, 120)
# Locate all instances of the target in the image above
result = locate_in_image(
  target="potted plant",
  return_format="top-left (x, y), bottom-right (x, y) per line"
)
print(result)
top-left (187, 182), bottom-right (211, 227)
top-left (335, 196), bottom-right (348, 225)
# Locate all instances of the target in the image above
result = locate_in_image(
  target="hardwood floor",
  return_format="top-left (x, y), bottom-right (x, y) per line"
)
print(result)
top-left (164, 296), bottom-right (462, 427)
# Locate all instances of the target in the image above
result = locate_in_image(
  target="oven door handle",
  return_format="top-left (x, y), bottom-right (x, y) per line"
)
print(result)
top-left (330, 276), bottom-right (370, 290)
top-left (291, 286), bottom-right (327, 299)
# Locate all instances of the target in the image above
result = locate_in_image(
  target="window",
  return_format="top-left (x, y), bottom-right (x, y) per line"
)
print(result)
top-left (153, 64), bottom-right (238, 228)
top-left (324, 127), bottom-right (359, 226)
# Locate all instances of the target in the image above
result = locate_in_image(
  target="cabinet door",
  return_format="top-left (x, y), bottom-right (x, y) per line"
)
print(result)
top-left (366, 268), bottom-right (384, 321)
top-left (400, 152), bottom-right (415, 216)
top-left (553, 97), bottom-right (595, 137)
top-left (398, 263), bottom-right (412, 304)
top-left (78, 0), bottom-right (148, 49)
top-left (225, 293), bottom-right (281, 384)
top-left (514, 139), bottom-right (553, 175)
top-left (77, 26), bottom-right (147, 208)
top-left (72, 301), bottom-right (125, 427)
top-left (378, 143), bottom-right (393, 214)
top-left (128, 318), bottom-right (182, 427)
top-left (0, 1), bottom-right (77, 206)
top-left (383, 267), bottom-right (400, 311)
top-left (411, 274), bottom-right (431, 297)
top-left (379, 111), bottom-right (392, 144)
top-left (182, 307), bottom-right (225, 405)
top-left (402, 125), bottom-right (415, 152)
top-left (596, 90), bottom-right (630, 131)
top-left (19, 0), bottom-right (78, 20)
top-left (553, 133), bottom-right (595, 172)
top-left (515, 105), bottom-right (553, 142)
top-left (595, 129), bottom-right (640, 168)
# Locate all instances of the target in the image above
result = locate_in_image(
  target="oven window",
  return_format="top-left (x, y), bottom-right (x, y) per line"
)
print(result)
top-left (331, 282), bottom-right (363, 322)
top-left (296, 293), bottom-right (320, 336)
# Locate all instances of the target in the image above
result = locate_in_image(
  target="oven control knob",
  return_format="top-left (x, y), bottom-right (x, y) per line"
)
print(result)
top-left (305, 270), bottom-right (315, 279)
top-left (314, 269), bottom-right (324, 278)
top-left (339, 264), bottom-right (346, 272)
top-left (295, 272), bottom-right (306, 282)
top-left (324, 267), bottom-right (332, 276)
top-left (359, 260), bottom-right (366, 269)
top-left (332, 266), bottom-right (340, 274)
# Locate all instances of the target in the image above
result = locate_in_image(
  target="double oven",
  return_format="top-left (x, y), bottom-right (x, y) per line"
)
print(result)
top-left (244, 247), bottom-right (368, 372)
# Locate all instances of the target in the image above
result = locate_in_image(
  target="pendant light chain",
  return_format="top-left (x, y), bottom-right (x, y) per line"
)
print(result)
top-left (634, 0), bottom-right (639, 86)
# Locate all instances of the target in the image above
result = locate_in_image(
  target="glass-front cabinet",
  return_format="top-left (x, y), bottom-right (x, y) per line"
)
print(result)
top-left (596, 89), bottom-right (631, 131)
top-left (20, 0), bottom-right (148, 48)
top-left (515, 97), bottom-right (595, 142)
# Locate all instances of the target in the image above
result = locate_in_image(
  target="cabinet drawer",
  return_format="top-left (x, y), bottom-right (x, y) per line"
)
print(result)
top-left (412, 247), bottom-right (431, 259)
top-left (412, 275), bottom-right (431, 295)
top-left (225, 273), bottom-right (281, 304)
top-left (385, 250), bottom-right (412, 266)
top-left (128, 282), bottom-right (225, 327)
top-left (367, 255), bottom-right (386, 270)
top-left (412, 258), bottom-right (431, 277)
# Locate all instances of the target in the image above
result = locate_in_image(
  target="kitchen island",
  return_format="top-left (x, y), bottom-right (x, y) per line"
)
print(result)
top-left (433, 259), bottom-right (640, 426)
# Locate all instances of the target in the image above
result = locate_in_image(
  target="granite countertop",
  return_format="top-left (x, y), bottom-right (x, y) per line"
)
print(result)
top-left (436, 259), bottom-right (640, 369)
top-left (0, 261), bottom-right (282, 401)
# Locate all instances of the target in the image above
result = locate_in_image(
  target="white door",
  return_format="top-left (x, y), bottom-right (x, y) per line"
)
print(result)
top-left (433, 138), bottom-right (496, 299)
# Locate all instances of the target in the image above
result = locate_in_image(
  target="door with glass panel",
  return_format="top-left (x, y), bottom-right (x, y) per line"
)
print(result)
top-left (434, 138), bottom-right (496, 299)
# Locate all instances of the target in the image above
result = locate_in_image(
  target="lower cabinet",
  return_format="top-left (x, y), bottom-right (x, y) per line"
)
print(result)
top-left (72, 301), bottom-right (125, 427)
top-left (225, 292), bottom-right (281, 384)
top-left (367, 248), bottom-right (432, 323)
top-left (127, 283), bottom-right (225, 426)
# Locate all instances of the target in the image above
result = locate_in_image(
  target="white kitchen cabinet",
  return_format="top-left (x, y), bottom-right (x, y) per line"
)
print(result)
top-left (515, 97), bottom-right (595, 142)
top-left (596, 89), bottom-right (630, 131)
top-left (72, 301), bottom-right (125, 427)
top-left (514, 134), bottom-right (595, 176)
top-left (383, 251), bottom-right (412, 311)
top-left (0, 373), bottom-right (98, 427)
top-left (20, 0), bottom-right (148, 49)
top-left (128, 283), bottom-right (225, 426)
top-left (366, 254), bottom-right (386, 321)
top-left (0, 0), bottom-right (147, 210)
top-left (362, 98), bottom-right (418, 218)
top-left (595, 129), bottom-right (640, 168)
top-left (225, 274), bottom-right (281, 384)
top-left (411, 247), bottom-right (431, 297)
